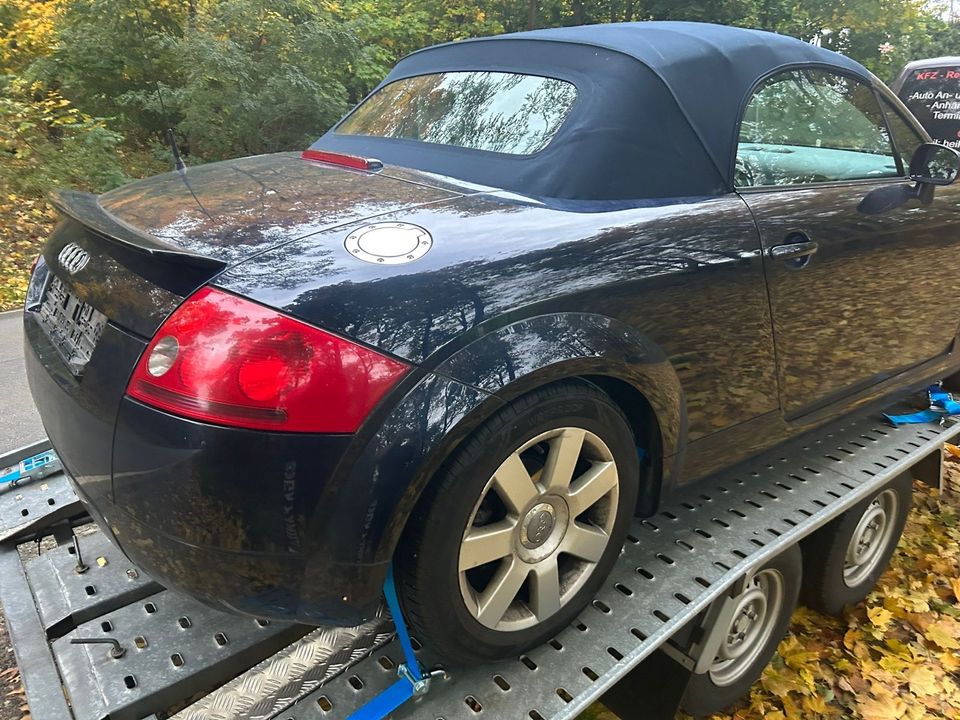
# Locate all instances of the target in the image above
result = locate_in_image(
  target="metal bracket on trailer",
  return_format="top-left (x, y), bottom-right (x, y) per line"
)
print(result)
top-left (1, 399), bottom-right (959, 720)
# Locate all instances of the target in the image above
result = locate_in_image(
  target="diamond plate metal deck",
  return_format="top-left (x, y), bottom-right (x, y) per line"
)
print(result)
top-left (279, 412), bottom-right (960, 720)
top-left (174, 605), bottom-right (394, 720)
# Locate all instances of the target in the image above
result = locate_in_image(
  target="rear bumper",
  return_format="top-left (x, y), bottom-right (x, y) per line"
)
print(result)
top-left (23, 308), bottom-right (140, 511)
top-left (24, 309), bottom-right (383, 626)
top-left (110, 397), bottom-right (378, 625)
top-left (104, 500), bottom-right (381, 625)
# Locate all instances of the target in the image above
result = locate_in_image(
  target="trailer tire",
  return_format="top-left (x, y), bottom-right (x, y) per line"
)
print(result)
top-left (681, 543), bottom-right (801, 717)
top-left (800, 472), bottom-right (912, 615)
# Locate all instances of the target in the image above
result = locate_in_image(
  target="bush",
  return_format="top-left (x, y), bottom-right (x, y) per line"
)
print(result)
top-left (0, 83), bottom-right (127, 195)
top-left (0, 82), bottom-right (131, 311)
top-left (175, 0), bottom-right (356, 159)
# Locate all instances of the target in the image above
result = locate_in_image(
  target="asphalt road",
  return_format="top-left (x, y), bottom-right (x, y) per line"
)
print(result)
top-left (0, 310), bottom-right (44, 452)
top-left (0, 310), bottom-right (44, 720)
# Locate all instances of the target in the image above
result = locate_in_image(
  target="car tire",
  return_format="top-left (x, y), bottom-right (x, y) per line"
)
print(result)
top-left (681, 543), bottom-right (802, 717)
top-left (397, 381), bottom-right (640, 665)
top-left (800, 472), bottom-right (912, 615)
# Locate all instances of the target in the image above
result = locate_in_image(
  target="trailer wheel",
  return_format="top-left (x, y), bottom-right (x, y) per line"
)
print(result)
top-left (800, 472), bottom-right (912, 615)
top-left (681, 543), bottom-right (801, 717)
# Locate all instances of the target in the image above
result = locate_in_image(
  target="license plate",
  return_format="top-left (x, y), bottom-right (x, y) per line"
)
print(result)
top-left (38, 276), bottom-right (107, 375)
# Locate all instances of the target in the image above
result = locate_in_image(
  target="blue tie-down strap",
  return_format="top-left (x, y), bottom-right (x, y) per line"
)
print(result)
top-left (884, 384), bottom-right (960, 426)
top-left (0, 449), bottom-right (62, 487)
top-left (348, 566), bottom-right (442, 720)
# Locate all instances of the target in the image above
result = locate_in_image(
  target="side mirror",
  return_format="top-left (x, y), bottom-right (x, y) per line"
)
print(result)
top-left (909, 142), bottom-right (960, 186)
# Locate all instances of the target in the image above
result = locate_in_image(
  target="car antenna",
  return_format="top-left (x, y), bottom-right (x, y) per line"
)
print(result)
top-left (131, 5), bottom-right (186, 174)
top-left (128, 3), bottom-right (212, 221)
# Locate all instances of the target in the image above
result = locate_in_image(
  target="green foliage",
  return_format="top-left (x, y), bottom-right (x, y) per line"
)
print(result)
top-left (339, 0), bottom-right (503, 102)
top-left (6, 0), bottom-right (960, 175)
top-left (1, 0), bottom-right (960, 312)
top-left (176, 0), bottom-right (356, 159)
top-left (26, 0), bottom-right (187, 139)
top-left (0, 82), bottom-right (126, 195)
top-left (0, 79), bottom-right (128, 312)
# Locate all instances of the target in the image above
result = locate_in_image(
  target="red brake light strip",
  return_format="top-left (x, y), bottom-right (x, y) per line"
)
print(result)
top-left (301, 149), bottom-right (383, 172)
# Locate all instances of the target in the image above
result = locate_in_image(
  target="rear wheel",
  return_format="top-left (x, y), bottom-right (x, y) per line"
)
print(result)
top-left (800, 473), bottom-right (912, 614)
top-left (397, 382), bottom-right (639, 664)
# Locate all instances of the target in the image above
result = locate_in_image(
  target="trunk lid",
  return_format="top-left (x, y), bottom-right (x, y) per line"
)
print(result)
top-left (98, 152), bottom-right (460, 266)
top-left (39, 152), bottom-right (461, 342)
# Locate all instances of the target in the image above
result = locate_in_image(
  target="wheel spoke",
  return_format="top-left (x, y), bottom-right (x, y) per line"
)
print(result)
top-left (530, 558), bottom-right (562, 620)
top-left (493, 452), bottom-right (539, 514)
top-left (566, 461), bottom-right (618, 516)
top-left (542, 428), bottom-right (586, 493)
top-left (459, 521), bottom-right (516, 571)
top-left (476, 557), bottom-right (529, 627)
top-left (562, 522), bottom-right (609, 562)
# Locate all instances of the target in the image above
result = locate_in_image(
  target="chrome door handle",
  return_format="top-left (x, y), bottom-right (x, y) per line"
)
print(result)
top-left (769, 240), bottom-right (818, 261)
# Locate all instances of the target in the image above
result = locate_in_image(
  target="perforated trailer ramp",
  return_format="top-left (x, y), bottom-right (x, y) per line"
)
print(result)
top-left (271, 410), bottom-right (958, 720)
top-left (2, 398), bottom-right (958, 720)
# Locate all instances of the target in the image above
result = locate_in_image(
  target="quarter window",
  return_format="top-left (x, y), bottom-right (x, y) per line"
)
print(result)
top-left (736, 69), bottom-right (899, 187)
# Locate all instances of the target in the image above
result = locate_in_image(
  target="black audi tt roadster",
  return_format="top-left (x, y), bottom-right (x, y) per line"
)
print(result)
top-left (23, 21), bottom-right (960, 665)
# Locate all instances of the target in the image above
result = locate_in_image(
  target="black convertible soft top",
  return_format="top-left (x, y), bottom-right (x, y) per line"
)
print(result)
top-left (315, 22), bottom-right (873, 203)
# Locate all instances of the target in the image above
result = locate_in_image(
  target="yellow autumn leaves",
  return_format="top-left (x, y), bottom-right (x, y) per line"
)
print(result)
top-left (583, 468), bottom-right (960, 720)
top-left (0, 197), bottom-right (54, 310)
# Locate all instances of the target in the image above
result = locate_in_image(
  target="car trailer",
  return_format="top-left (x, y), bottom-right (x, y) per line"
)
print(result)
top-left (1, 393), bottom-right (957, 720)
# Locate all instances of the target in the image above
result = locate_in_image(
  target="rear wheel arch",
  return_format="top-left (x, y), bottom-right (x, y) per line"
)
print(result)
top-left (392, 368), bottom-right (678, 568)
top-left (395, 379), bottom-right (642, 662)
top-left (321, 313), bottom-right (686, 580)
top-left (403, 373), bottom-right (666, 531)
top-left (431, 312), bottom-right (685, 469)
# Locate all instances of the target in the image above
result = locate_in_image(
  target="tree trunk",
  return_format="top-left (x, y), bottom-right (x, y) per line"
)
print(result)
top-left (528, 0), bottom-right (537, 30)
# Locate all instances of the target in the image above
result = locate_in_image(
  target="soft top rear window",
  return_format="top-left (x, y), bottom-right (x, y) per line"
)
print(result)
top-left (897, 66), bottom-right (960, 147)
top-left (336, 71), bottom-right (577, 156)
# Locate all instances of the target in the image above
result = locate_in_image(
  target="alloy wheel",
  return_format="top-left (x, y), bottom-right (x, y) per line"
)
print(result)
top-left (457, 427), bottom-right (620, 632)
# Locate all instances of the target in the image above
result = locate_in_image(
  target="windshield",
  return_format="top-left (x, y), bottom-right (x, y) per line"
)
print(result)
top-left (897, 66), bottom-right (960, 148)
top-left (336, 71), bottom-right (578, 156)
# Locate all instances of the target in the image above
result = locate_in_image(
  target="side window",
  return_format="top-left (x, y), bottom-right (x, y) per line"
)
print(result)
top-left (879, 97), bottom-right (925, 171)
top-left (736, 69), bottom-right (900, 187)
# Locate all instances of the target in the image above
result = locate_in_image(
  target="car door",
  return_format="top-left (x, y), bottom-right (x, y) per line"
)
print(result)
top-left (737, 68), bottom-right (960, 418)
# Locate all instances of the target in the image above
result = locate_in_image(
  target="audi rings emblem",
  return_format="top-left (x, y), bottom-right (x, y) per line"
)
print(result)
top-left (58, 243), bottom-right (90, 275)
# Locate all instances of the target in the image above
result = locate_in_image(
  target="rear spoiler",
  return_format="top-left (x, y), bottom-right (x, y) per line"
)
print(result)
top-left (49, 190), bottom-right (227, 273)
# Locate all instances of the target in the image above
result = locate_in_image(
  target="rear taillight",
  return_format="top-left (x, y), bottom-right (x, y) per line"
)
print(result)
top-left (126, 287), bottom-right (409, 433)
